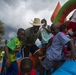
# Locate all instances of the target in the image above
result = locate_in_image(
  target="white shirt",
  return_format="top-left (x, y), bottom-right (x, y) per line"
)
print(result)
top-left (71, 10), bottom-right (76, 22)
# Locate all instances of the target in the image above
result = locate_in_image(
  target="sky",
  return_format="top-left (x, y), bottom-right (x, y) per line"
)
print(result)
top-left (0, 0), bottom-right (73, 45)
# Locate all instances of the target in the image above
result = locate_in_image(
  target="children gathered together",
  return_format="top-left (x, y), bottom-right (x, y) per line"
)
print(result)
top-left (0, 16), bottom-right (76, 75)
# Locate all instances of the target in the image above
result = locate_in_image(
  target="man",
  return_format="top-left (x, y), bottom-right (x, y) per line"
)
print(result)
top-left (22, 18), bottom-right (44, 58)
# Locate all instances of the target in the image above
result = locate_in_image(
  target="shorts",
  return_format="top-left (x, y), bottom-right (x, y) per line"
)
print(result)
top-left (1, 59), bottom-right (18, 75)
top-left (22, 45), bottom-right (39, 57)
top-left (41, 57), bottom-right (57, 70)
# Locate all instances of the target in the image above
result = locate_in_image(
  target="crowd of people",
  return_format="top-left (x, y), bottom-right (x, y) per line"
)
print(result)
top-left (0, 10), bottom-right (76, 75)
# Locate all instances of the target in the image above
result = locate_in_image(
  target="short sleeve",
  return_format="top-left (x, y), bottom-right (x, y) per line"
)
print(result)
top-left (6, 37), bottom-right (16, 51)
top-left (58, 32), bottom-right (70, 45)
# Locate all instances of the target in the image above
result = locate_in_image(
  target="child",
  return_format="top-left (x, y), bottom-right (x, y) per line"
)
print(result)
top-left (59, 24), bottom-right (72, 60)
top-left (40, 18), bottom-right (52, 53)
top-left (41, 23), bottom-right (75, 74)
top-left (1, 28), bottom-right (25, 75)
top-left (39, 18), bottom-right (53, 75)
top-left (17, 58), bottom-right (36, 75)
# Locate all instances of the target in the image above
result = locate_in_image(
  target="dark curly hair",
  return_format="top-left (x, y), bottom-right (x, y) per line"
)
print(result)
top-left (20, 58), bottom-right (33, 69)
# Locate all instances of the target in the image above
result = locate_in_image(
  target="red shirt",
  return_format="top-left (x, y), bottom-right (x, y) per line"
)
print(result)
top-left (17, 69), bottom-right (36, 75)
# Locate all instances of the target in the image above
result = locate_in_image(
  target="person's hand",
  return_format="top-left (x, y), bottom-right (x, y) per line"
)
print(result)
top-left (42, 26), bottom-right (45, 29)
top-left (15, 46), bottom-right (22, 52)
top-left (5, 59), bottom-right (11, 68)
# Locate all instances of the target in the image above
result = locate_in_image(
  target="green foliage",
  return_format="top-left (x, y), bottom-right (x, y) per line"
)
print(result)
top-left (0, 20), bottom-right (5, 35)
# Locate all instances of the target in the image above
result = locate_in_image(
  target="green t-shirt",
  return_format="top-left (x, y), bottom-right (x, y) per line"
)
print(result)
top-left (4, 37), bottom-right (22, 62)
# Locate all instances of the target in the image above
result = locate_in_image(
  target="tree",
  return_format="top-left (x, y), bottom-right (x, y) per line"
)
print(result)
top-left (0, 21), bottom-right (4, 35)
top-left (0, 20), bottom-right (5, 44)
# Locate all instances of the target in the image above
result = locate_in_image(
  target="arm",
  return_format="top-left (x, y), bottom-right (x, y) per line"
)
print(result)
top-left (42, 25), bottom-right (51, 33)
top-left (14, 46), bottom-right (22, 52)
top-left (4, 46), bottom-right (11, 67)
top-left (68, 39), bottom-right (75, 60)
top-left (72, 31), bottom-right (76, 37)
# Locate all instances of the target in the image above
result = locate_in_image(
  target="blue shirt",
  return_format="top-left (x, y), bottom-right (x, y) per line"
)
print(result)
top-left (46, 32), bottom-right (70, 61)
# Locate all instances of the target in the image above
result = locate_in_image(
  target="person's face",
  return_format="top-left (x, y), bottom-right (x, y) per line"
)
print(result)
top-left (18, 30), bottom-right (25, 40)
top-left (41, 20), bottom-right (46, 26)
top-left (33, 26), bottom-right (40, 33)
top-left (51, 26), bottom-right (60, 35)
top-left (20, 65), bottom-right (32, 75)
